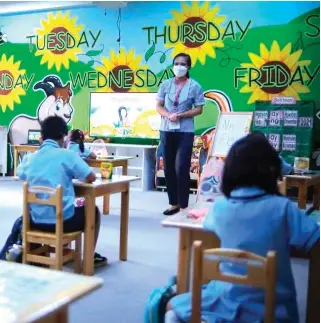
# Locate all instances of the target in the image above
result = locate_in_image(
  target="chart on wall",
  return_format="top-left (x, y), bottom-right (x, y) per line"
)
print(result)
top-left (252, 101), bottom-right (316, 165)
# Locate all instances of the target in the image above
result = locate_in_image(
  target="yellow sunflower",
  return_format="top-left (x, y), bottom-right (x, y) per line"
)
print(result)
top-left (0, 54), bottom-right (26, 112)
top-left (95, 48), bottom-right (148, 92)
top-left (240, 41), bottom-right (311, 104)
top-left (35, 11), bottom-right (83, 71)
top-left (165, 2), bottom-right (225, 65)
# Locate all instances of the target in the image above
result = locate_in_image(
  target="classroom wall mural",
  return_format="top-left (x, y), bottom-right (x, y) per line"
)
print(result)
top-left (0, 1), bottom-right (320, 148)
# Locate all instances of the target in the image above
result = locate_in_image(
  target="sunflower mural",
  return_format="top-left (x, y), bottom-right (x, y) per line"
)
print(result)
top-left (95, 48), bottom-right (148, 92)
top-left (239, 41), bottom-right (311, 104)
top-left (35, 11), bottom-right (84, 71)
top-left (0, 54), bottom-right (26, 112)
top-left (165, 2), bottom-right (225, 65)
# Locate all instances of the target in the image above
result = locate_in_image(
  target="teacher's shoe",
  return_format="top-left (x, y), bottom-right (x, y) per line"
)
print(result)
top-left (94, 252), bottom-right (108, 268)
top-left (163, 207), bottom-right (180, 216)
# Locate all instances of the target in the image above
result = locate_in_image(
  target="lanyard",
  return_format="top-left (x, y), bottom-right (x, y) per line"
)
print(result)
top-left (173, 80), bottom-right (187, 111)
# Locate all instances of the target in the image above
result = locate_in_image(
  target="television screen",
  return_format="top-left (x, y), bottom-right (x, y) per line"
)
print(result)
top-left (90, 92), bottom-right (161, 139)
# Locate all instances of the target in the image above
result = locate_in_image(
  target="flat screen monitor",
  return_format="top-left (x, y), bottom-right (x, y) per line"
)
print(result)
top-left (89, 92), bottom-right (161, 139)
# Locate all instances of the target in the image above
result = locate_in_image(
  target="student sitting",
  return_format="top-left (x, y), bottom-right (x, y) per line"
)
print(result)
top-left (68, 129), bottom-right (97, 159)
top-left (166, 132), bottom-right (319, 323)
top-left (17, 116), bottom-right (107, 268)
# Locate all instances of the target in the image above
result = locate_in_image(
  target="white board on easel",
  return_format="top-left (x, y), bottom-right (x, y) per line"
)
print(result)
top-left (210, 112), bottom-right (253, 157)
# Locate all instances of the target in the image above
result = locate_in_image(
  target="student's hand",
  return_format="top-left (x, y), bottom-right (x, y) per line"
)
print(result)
top-left (85, 172), bottom-right (96, 183)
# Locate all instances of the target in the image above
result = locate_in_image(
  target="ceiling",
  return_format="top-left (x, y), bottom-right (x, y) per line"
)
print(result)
top-left (0, 1), bottom-right (127, 14)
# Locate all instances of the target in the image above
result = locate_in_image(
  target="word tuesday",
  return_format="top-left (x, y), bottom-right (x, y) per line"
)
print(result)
top-left (26, 30), bottom-right (101, 52)
top-left (143, 20), bottom-right (252, 44)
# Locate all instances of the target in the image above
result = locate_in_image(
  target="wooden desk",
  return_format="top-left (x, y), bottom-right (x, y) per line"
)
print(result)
top-left (13, 145), bottom-right (39, 176)
top-left (162, 212), bottom-right (320, 323)
top-left (86, 157), bottom-right (133, 215)
top-left (73, 175), bottom-right (139, 276)
top-left (285, 173), bottom-right (320, 209)
top-left (0, 260), bottom-right (102, 323)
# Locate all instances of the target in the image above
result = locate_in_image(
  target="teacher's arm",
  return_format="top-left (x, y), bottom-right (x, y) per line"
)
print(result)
top-left (156, 99), bottom-right (170, 118)
top-left (178, 106), bottom-right (203, 118)
top-left (156, 82), bottom-right (170, 118)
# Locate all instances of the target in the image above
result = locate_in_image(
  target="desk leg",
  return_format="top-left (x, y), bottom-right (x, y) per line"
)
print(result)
top-left (313, 184), bottom-right (320, 210)
top-left (306, 242), bottom-right (320, 323)
top-left (83, 194), bottom-right (95, 276)
top-left (103, 195), bottom-right (110, 215)
top-left (37, 307), bottom-right (68, 323)
top-left (123, 162), bottom-right (128, 176)
top-left (298, 182), bottom-right (308, 209)
top-left (56, 308), bottom-right (68, 323)
top-left (14, 148), bottom-right (18, 177)
top-left (120, 183), bottom-right (129, 261)
top-left (177, 229), bottom-right (192, 294)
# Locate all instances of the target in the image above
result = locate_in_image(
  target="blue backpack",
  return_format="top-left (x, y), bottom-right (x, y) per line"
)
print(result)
top-left (144, 276), bottom-right (177, 323)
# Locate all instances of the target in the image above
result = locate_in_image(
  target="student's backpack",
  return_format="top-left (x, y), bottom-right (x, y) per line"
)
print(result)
top-left (0, 216), bottom-right (23, 262)
top-left (144, 276), bottom-right (177, 323)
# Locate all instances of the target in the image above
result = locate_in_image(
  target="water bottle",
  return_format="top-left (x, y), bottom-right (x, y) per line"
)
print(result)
top-left (6, 244), bottom-right (22, 262)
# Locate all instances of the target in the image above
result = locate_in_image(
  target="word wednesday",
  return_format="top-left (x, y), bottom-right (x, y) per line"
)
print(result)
top-left (143, 20), bottom-right (252, 44)
top-left (26, 30), bottom-right (101, 52)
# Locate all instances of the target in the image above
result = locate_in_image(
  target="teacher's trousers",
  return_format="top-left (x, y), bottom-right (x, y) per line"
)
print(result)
top-left (160, 131), bottom-right (194, 209)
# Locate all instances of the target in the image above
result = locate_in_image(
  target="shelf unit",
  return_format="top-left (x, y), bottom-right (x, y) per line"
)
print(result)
top-left (85, 143), bottom-right (157, 191)
top-left (0, 126), bottom-right (7, 176)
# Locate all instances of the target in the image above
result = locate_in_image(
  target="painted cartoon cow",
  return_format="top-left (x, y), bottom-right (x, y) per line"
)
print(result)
top-left (9, 75), bottom-right (74, 145)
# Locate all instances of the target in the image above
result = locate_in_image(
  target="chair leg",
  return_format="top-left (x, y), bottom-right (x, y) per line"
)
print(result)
top-left (23, 241), bottom-right (30, 264)
top-left (74, 237), bottom-right (82, 274)
top-left (55, 242), bottom-right (63, 271)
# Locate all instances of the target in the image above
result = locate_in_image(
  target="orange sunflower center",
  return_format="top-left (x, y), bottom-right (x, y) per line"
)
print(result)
top-left (259, 61), bottom-right (291, 94)
top-left (49, 27), bottom-right (69, 55)
top-left (183, 17), bottom-right (207, 48)
top-left (0, 70), bottom-right (13, 95)
top-left (111, 65), bottom-right (134, 93)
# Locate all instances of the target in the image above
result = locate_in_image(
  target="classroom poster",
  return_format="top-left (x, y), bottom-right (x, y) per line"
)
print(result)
top-left (0, 1), bottom-right (320, 169)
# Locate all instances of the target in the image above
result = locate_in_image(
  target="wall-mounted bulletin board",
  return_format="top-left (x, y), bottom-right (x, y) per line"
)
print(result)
top-left (252, 101), bottom-right (317, 166)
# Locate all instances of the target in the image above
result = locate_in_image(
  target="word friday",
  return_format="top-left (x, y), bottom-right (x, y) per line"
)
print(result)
top-left (143, 20), bottom-right (251, 44)
top-left (26, 30), bottom-right (101, 52)
top-left (234, 64), bottom-right (320, 88)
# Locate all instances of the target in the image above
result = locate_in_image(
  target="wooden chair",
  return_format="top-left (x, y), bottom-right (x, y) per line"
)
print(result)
top-left (191, 241), bottom-right (277, 323)
top-left (23, 182), bottom-right (82, 273)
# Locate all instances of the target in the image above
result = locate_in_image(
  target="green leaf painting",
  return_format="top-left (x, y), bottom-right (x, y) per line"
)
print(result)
top-left (145, 41), bottom-right (155, 62)
top-left (86, 48), bottom-right (104, 57)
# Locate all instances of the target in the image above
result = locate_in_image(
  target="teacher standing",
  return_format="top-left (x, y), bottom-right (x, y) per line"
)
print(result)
top-left (156, 53), bottom-right (205, 215)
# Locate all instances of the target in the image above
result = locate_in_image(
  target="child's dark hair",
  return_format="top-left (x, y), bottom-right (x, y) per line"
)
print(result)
top-left (221, 131), bottom-right (281, 197)
top-left (173, 53), bottom-right (192, 78)
top-left (41, 116), bottom-right (68, 141)
top-left (70, 129), bottom-right (85, 153)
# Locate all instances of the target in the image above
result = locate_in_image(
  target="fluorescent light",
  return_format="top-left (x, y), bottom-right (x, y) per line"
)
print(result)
top-left (0, 1), bottom-right (127, 15)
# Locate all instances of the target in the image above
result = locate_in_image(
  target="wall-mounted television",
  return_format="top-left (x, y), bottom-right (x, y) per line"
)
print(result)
top-left (89, 92), bottom-right (161, 143)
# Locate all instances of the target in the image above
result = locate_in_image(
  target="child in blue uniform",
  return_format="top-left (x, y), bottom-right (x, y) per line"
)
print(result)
top-left (68, 129), bottom-right (96, 159)
top-left (166, 132), bottom-right (319, 323)
top-left (18, 116), bottom-right (107, 268)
